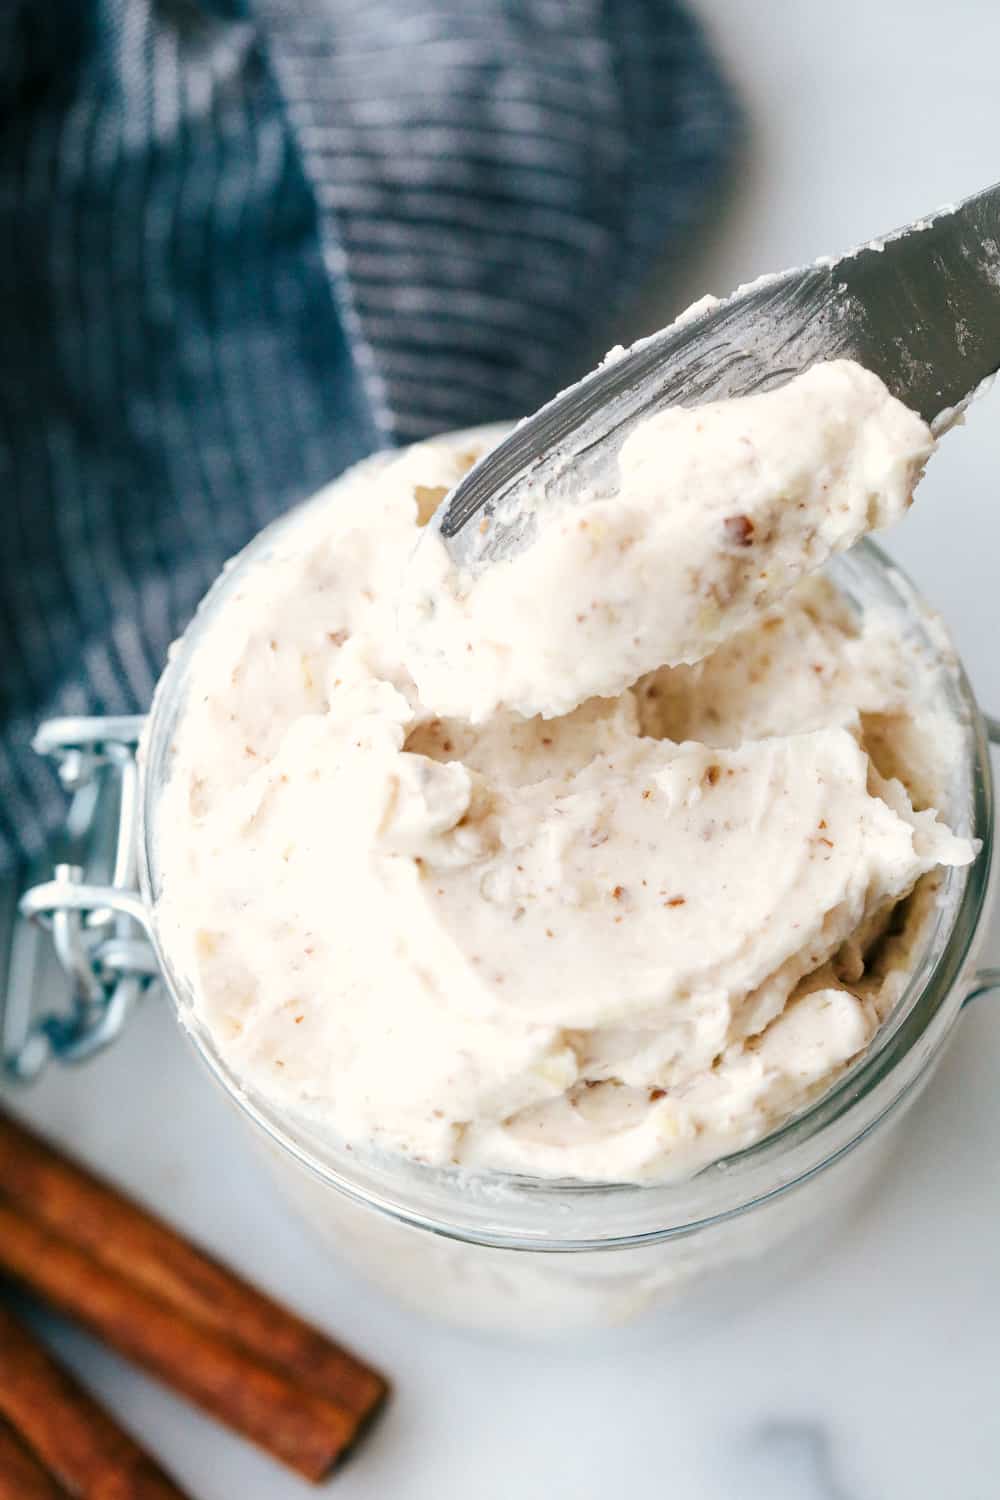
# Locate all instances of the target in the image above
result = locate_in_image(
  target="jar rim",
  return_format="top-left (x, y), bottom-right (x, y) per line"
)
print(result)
top-left (138, 441), bottom-right (994, 1252)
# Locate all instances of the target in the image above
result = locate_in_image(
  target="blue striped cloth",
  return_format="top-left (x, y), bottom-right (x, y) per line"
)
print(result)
top-left (0, 0), bottom-right (735, 873)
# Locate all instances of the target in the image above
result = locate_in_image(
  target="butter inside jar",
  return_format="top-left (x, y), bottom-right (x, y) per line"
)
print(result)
top-left (156, 361), bottom-right (974, 1185)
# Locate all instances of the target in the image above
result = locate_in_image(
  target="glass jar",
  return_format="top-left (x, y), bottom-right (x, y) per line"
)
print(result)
top-left (14, 433), bottom-right (1000, 1336)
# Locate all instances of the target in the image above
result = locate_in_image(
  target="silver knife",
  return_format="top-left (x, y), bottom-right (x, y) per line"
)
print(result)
top-left (435, 182), bottom-right (1000, 572)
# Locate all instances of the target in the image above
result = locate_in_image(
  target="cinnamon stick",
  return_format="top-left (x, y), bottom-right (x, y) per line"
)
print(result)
top-left (0, 1418), bottom-right (68, 1500)
top-left (0, 1204), bottom-right (359, 1481)
top-left (0, 1303), bottom-right (189, 1499)
top-left (0, 1109), bottom-right (386, 1421)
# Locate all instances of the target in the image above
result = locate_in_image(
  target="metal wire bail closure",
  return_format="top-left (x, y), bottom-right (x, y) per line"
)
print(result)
top-left (5, 717), bottom-right (158, 1081)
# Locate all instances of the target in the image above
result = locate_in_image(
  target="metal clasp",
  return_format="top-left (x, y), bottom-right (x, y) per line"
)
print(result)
top-left (4, 717), bottom-right (158, 1082)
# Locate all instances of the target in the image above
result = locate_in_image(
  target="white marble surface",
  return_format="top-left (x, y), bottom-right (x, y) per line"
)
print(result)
top-left (5, 2), bottom-right (1000, 1496)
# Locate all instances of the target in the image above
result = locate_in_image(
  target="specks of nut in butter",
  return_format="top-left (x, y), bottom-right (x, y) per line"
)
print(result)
top-left (724, 514), bottom-right (755, 547)
top-left (414, 484), bottom-right (449, 525)
top-left (195, 930), bottom-right (218, 959)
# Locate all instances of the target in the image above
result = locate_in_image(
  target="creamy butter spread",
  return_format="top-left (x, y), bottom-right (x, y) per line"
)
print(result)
top-left (156, 361), bottom-right (974, 1184)
top-left (401, 361), bottom-right (935, 721)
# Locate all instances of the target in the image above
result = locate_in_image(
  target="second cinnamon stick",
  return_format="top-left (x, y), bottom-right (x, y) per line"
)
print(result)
top-left (0, 1303), bottom-right (188, 1500)
top-left (0, 1418), bottom-right (67, 1500)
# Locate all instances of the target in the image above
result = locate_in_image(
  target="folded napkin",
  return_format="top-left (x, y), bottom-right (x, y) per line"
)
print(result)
top-left (0, 0), bottom-right (735, 873)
